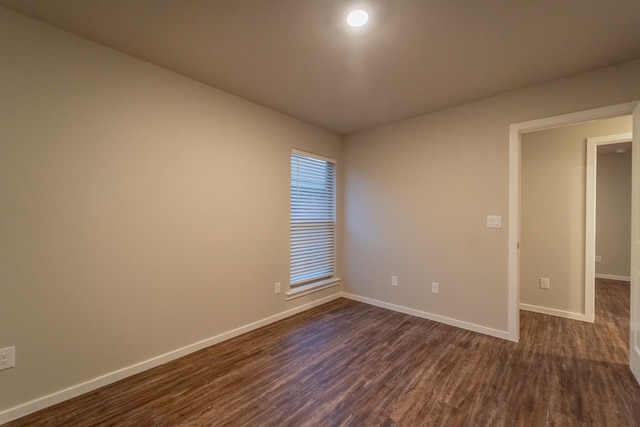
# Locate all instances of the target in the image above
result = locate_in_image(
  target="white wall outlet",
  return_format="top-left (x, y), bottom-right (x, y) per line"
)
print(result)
top-left (487, 215), bottom-right (502, 228)
top-left (0, 347), bottom-right (15, 371)
top-left (539, 277), bottom-right (550, 289)
top-left (595, 255), bottom-right (602, 262)
top-left (274, 282), bottom-right (281, 294)
top-left (431, 282), bottom-right (440, 294)
top-left (391, 276), bottom-right (398, 287)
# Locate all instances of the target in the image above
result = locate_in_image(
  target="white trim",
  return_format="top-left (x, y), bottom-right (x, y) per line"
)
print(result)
top-left (585, 136), bottom-right (597, 323)
top-left (595, 274), bottom-right (631, 281)
top-left (587, 133), bottom-right (633, 145)
top-left (510, 103), bottom-right (637, 134)
top-left (632, 104), bottom-right (640, 385)
top-left (286, 277), bottom-right (341, 300)
top-left (508, 125), bottom-right (521, 342)
top-left (519, 303), bottom-right (590, 322)
top-left (632, 268), bottom-right (640, 383)
top-left (291, 148), bottom-right (336, 165)
top-left (342, 293), bottom-right (514, 342)
top-left (508, 102), bottom-right (639, 342)
top-left (0, 293), bottom-right (342, 425)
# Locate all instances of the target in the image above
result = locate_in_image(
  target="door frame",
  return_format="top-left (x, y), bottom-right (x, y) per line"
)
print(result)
top-left (507, 101), bottom-right (639, 342)
top-left (585, 133), bottom-right (633, 322)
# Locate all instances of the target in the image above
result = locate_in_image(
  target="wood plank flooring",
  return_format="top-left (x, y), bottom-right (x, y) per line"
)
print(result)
top-left (6, 279), bottom-right (640, 426)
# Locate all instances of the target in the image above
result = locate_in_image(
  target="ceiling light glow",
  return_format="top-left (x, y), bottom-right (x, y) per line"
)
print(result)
top-left (347, 9), bottom-right (369, 27)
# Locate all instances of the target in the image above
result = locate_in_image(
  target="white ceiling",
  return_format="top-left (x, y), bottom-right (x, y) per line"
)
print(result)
top-left (2, 0), bottom-right (640, 135)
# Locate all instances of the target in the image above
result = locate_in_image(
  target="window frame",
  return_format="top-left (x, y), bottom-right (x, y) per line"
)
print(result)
top-left (287, 149), bottom-right (340, 299)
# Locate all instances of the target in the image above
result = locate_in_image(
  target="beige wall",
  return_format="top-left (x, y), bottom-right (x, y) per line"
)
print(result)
top-left (342, 62), bottom-right (640, 331)
top-left (520, 117), bottom-right (631, 315)
top-left (0, 8), bottom-right (342, 412)
top-left (596, 150), bottom-right (632, 278)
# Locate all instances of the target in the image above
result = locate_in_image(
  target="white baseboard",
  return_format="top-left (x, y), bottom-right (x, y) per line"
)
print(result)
top-left (519, 303), bottom-right (591, 322)
top-left (0, 293), bottom-right (342, 425)
top-left (1, 291), bottom-right (519, 424)
top-left (341, 293), bottom-right (514, 342)
top-left (595, 274), bottom-right (631, 281)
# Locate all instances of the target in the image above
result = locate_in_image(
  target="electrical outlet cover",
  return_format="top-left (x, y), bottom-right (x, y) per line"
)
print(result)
top-left (0, 347), bottom-right (15, 370)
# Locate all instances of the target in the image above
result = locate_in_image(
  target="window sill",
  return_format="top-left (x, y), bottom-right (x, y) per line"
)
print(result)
top-left (286, 277), bottom-right (341, 301)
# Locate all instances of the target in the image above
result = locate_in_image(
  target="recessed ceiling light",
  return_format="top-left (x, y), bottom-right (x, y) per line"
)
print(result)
top-left (347, 9), bottom-right (369, 27)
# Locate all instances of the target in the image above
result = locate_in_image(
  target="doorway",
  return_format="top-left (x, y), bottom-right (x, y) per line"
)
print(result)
top-left (507, 101), bottom-right (638, 342)
top-left (517, 118), bottom-right (631, 324)
top-left (586, 134), bottom-right (633, 316)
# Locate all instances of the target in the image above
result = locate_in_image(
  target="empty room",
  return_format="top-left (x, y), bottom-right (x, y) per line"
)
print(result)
top-left (2, 1), bottom-right (640, 425)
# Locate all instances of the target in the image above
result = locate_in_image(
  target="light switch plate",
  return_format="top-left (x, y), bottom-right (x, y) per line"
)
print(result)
top-left (487, 215), bottom-right (502, 228)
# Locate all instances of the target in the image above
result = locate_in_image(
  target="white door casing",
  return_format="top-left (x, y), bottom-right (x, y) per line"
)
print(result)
top-left (508, 101), bottom-right (639, 346)
top-left (630, 103), bottom-right (640, 384)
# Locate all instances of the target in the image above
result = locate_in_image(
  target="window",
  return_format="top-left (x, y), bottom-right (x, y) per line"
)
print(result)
top-left (290, 150), bottom-right (337, 293)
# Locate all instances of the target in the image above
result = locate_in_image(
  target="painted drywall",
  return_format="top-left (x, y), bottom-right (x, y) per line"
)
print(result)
top-left (520, 117), bottom-right (631, 315)
top-left (596, 150), bottom-right (632, 278)
top-left (342, 61), bottom-right (640, 331)
top-left (0, 8), bottom-right (342, 413)
top-left (3, 3), bottom-right (640, 420)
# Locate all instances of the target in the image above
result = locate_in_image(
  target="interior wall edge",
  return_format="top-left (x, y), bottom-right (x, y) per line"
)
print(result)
top-left (519, 303), bottom-right (590, 323)
top-left (342, 293), bottom-right (514, 342)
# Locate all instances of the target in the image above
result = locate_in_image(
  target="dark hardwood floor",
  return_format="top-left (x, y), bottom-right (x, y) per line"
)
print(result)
top-left (7, 279), bottom-right (640, 426)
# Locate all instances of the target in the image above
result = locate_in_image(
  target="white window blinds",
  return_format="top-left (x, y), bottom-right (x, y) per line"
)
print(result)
top-left (290, 150), bottom-right (336, 286)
